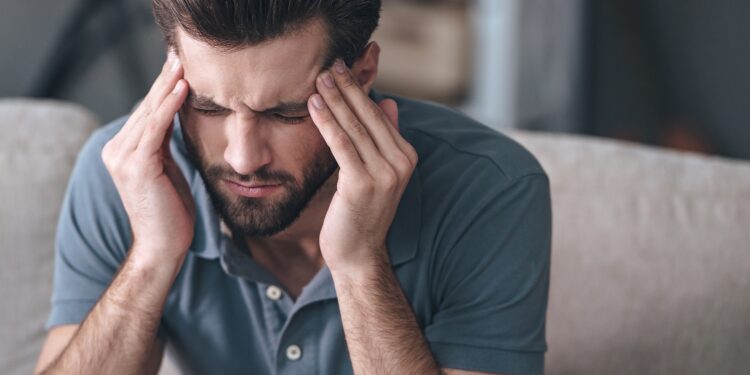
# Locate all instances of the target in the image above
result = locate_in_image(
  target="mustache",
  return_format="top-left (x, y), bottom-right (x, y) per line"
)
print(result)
top-left (205, 164), bottom-right (296, 186)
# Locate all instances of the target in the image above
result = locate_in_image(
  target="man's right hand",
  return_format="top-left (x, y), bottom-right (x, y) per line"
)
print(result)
top-left (101, 50), bottom-right (193, 265)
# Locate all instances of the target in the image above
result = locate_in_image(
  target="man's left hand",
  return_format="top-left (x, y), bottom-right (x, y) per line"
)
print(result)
top-left (307, 59), bottom-right (418, 275)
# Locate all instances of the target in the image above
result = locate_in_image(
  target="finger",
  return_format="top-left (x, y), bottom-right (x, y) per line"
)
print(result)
top-left (330, 60), bottom-right (408, 166)
top-left (377, 98), bottom-right (418, 166)
top-left (137, 79), bottom-right (188, 155)
top-left (308, 93), bottom-right (369, 177)
top-left (378, 99), bottom-right (399, 130)
top-left (316, 71), bottom-right (385, 167)
top-left (161, 117), bottom-right (174, 160)
top-left (121, 51), bottom-right (184, 150)
top-left (142, 49), bottom-right (184, 113)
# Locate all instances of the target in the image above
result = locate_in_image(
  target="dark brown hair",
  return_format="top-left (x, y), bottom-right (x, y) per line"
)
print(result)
top-left (151, 0), bottom-right (381, 67)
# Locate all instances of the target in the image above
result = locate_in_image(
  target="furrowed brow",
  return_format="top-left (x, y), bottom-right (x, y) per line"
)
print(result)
top-left (186, 88), bottom-right (310, 113)
top-left (265, 101), bottom-right (309, 114)
top-left (186, 89), bottom-right (226, 110)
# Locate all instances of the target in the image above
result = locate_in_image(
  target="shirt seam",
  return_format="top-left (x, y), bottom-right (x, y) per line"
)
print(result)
top-left (403, 127), bottom-right (546, 181)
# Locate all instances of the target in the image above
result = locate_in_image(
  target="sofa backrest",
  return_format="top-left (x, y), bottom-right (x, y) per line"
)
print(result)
top-left (510, 130), bottom-right (750, 375)
top-left (0, 99), bottom-right (98, 375)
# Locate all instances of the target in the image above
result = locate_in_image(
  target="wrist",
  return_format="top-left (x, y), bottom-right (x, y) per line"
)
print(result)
top-left (329, 251), bottom-right (390, 286)
top-left (127, 243), bottom-right (187, 275)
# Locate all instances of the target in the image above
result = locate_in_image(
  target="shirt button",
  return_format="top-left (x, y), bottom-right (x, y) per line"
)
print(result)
top-left (266, 285), bottom-right (282, 300)
top-left (286, 344), bottom-right (302, 361)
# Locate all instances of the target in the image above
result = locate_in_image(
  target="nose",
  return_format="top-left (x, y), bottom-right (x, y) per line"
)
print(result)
top-left (223, 114), bottom-right (273, 176)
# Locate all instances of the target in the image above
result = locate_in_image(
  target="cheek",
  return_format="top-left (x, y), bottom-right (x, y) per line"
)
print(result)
top-left (277, 122), bottom-right (328, 163)
top-left (181, 113), bottom-right (226, 159)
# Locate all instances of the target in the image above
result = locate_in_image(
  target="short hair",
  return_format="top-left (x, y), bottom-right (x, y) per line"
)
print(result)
top-left (151, 0), bottom-right (382, 67)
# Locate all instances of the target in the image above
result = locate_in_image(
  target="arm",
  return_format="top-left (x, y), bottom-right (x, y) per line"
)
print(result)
top-left (332, 257), bottom-right (498, 375)
top-left (35, 325), bottom-right (165, 375)
top-left (38, 251), bottom-right (180, 374)
top-left (34, 270), bottom-right (170, 374)
top-left (307, 59), bottom-right (504, 374)
top-left (37, 49), bottom-right (194, 374)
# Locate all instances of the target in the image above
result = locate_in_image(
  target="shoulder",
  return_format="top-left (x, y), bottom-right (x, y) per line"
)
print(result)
top-left (85, 115), bottom-right (128, 151)
top-left (55, 115), bottom-right (133, 271)
top-left (391, 94), bottom-right (547, 186)
top-left (385, 94), bottom-right (551, 260)
top-left (74, 114), bottom-right (129, 169)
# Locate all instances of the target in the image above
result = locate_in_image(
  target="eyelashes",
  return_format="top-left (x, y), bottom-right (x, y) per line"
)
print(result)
top-left (191, 107), bottom-right (308, 124)
top-left (270, 113), bottom-right (308, 124)
top-left (191, 107), bottom-right (226, 116)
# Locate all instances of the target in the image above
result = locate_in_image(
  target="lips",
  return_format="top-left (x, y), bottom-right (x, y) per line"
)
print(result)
top-left (223, 179), bottom-right (281, 198)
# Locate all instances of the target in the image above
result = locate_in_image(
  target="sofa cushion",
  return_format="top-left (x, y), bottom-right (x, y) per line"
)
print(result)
top-left (510, 130), bottom-right (750, 375)
top-left (0, 99), bottom-right (98, 375)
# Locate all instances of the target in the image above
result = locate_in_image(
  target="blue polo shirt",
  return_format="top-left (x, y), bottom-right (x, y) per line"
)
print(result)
top-left (46, 91), bottom-right (551, 375)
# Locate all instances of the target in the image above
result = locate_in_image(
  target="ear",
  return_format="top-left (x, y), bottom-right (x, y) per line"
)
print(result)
top-left (350, 41), bottom-right (380, 93)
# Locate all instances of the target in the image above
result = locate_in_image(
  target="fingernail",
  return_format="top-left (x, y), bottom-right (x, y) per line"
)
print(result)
top-left (321, 72), bottom-right (334, 88)
top-left (311, 94), bottom-right (325, 109)
top-left (171, 57), bottom-right (181, 72)
top-left (172, 80), bottom-right (185, 94)
top-left (334, 59), bottom-right (346, 74)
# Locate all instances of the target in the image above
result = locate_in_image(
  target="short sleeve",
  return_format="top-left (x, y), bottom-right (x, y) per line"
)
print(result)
top-left (425, 173), bottom-right (552, 375)
top-left (45, 122), bottom-right (132, 330)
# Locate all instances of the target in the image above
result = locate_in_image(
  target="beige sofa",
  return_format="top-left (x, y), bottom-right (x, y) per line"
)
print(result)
top-left (1, 99), bottom-right (748, 374)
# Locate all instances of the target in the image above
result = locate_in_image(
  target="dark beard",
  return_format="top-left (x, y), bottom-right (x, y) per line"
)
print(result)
top-left (180, 120), bottom-right (337, 237)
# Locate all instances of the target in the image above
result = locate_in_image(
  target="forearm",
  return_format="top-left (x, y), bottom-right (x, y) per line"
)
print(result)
top-left (40, 247), bottom-right (184, 375)
top-left (332, 254), bottom-right (440, 375)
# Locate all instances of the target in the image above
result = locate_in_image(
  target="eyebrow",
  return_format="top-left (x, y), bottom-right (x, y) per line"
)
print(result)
top-left (186, 88), bottom-right (309, 113)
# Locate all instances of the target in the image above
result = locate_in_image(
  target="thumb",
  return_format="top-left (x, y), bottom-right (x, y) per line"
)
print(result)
top-left (378, 98), bottom-right (399, 130)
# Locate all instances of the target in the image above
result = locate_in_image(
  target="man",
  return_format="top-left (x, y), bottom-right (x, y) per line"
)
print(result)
top-left (35, 1), bottom-right (551, 374)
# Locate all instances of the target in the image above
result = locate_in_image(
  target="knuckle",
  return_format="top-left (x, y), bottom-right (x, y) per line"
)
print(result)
top-left (332, 131), bottom-right (352, 150)
top-left (405, 145), bottom-right (418, 165)
top-left (365, 103), bottom-right (384, 120)
top-left (326, 90), bottom-right (346, 107)
top-left (140, 104), bottom-right (154, 120)
top-left (101, 141), bottom-right (114, 158)
top-left (339, 74), bottom-right (357, 89)
top-left (352, 177), bottom-right (375, 195)
top-left (393, 154), bottom-right (413, 173)
top-left (101, 141), bottom-right (120, 167)
top-left (317, 108), bottom-right (335, 123)
top-left (345, 119), bottom-right (368, 138)
top-left (379, 170), bottom-right (398, 189)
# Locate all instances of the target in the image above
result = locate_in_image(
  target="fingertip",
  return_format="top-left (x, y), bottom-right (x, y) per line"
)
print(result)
top-left (172, 79), bottom-right (186, 95)
top-left (310, 93), bottom-right (326, 110)
top-left (380, 98), bottom-right (397, 108)
top-left (378, 98), bottom-right (399, 129)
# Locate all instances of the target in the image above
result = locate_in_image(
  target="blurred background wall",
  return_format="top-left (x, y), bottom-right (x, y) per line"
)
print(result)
top-left (1, 0), bottom-right (748, 159)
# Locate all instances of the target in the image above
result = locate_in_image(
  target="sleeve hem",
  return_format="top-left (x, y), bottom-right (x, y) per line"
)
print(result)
top-left (429, 341), bottom-right (544, 375)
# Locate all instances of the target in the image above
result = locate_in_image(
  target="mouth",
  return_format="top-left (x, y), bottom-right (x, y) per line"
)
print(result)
top-left (222, 179), bottom-right (282, 198)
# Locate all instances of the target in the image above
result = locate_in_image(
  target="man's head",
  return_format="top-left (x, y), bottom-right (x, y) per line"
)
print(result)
top-left (151, 0), bottom-right (382, 238)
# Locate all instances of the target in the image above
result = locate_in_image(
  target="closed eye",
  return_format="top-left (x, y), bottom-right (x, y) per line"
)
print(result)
top-left (192, 107), bottom-right (228, 116)
top-left (190, 106), bottom-right (308, 124)
top-left (270, 113), bottom-right (308, 124)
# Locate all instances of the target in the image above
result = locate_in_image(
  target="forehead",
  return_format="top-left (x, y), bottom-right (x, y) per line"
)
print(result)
top-left (175, 19), bottom-right (328, 111)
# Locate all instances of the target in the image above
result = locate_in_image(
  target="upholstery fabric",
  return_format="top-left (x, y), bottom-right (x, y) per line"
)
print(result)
top-left (0, 99), bottom-right (98, 374)
top-left (511, 131), bottom-right (750, 374)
